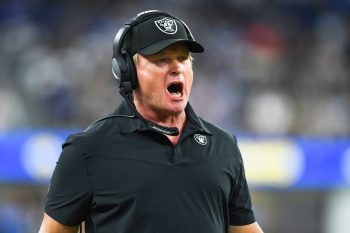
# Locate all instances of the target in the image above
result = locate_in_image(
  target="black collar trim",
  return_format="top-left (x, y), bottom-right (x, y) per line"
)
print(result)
top-left (111, 101), bottom-right (212, 135)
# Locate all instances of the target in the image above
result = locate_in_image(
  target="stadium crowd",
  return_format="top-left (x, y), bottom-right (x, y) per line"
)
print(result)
top-left (1, 0), bottom-right (349, 136)
top-left (1, 1), bottom-right (349, 233)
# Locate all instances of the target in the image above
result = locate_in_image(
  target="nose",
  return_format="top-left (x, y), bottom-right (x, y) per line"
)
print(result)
top-left (169, 59), bottom-right (183, 76)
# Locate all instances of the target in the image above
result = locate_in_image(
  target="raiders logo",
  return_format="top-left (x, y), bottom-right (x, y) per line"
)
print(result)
top-left (154, 18), bottom-right (177, 34)
top-left (194, 134), bottom-right (207, 145)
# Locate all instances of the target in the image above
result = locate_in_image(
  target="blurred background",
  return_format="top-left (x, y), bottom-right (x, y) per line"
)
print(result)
top-left (0, 0), bottom-right (349, 232)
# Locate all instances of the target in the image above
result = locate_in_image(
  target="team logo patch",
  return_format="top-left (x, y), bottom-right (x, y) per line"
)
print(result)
top-left (154, 18), bottom-right (177, 34)
top-left (194, 134), bottom-right (207, 145)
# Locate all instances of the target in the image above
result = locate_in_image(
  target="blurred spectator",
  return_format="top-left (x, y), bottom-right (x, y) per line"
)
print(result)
top-left (0, 87), bottom-right (27, 131)
top-left (0, 204), bottom-right (25, 233)
top-left (244, 90), bottom-right (295, 134)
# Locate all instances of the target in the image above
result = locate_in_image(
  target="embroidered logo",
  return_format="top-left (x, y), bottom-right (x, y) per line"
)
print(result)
top-left (194, 134), bottom-right (207, 145)
top-left (154, 18), bottom-right (177, 34)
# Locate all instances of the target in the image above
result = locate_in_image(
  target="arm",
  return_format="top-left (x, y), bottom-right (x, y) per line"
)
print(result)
top-left (228, 138), bottom-right (263, 233)
top-left (38, 213), bottom-right (79, 233)
top-left (40, 137), bottom-right (91, 233)
top-left (229, 222), bottom-right (263, 233)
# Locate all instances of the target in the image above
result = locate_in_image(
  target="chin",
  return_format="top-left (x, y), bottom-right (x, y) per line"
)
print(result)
top-left (166, 105), bottom-right (186, 116)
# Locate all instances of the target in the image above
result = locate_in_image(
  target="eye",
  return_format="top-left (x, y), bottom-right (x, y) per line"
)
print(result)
top-left (155, 57), bottom-right (169, 64)
top-left (177, 56), bottom-right (188, 62)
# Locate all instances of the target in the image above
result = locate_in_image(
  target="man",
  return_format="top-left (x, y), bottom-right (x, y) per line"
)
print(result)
top-left (38, 10), bottom-right (263, 233)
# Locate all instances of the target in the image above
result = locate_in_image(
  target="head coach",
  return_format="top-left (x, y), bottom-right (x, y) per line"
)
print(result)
top-left (38, 10), bottom-right (264, 233)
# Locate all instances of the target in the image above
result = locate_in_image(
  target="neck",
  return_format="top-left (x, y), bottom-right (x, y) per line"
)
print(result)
top-left (133, 96), bottom-right (186, 128)
top-left (140, 109), bottom-right (185, 146)
top-left (148, 114), bottom-right (185, 146)
top-left (166, 134), bottom-right (181, 146)
top-left (120, 90), bottom-right (181, 136)
top-left (133, 100), bottom-right (186, 143)
top-left (137, 106), bottom-right (186, 133)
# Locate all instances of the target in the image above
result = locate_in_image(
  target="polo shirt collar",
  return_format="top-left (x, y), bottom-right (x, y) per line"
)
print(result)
top-left (113, 101), bottom-right (212, 135)
top-left (184, 103), bottom-right (212, 135)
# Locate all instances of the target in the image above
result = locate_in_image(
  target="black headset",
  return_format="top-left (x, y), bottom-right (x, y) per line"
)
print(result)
top-left (112, 10), bottom-right (196, 93)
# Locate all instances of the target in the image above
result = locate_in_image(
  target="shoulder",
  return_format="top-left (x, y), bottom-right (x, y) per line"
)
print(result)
top-left (197, 117), bottom-right (242, 160)
top-left (63, 114), bottom-right (123, 150)
top-left (197, 117), bottom-right (244, 169)
top-left (198, 117), bottom-right (238, 145)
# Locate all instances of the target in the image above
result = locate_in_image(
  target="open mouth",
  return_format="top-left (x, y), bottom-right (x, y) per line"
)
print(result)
top-left (167, 83), bottom-right (183, 96)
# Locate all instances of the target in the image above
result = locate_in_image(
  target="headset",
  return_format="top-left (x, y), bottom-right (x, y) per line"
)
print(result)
top-left (112, 10), bottom-right (196, 94)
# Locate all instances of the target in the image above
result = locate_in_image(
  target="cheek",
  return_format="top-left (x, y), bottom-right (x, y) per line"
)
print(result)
top-left (136, 69), bottom-right (163, 94)
top-left (185, 69), bottom-right (194, 91)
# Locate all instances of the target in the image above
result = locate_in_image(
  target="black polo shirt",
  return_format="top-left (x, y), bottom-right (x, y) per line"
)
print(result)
top-left (45, 101), bottom-right (255, 233)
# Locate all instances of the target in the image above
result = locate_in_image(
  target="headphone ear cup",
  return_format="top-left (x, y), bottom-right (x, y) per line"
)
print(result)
top-left (112, 55), bottom-right (130, 90)
top-left (113, 50), bottom-right (136, 92)
top-left (112, 57), bottom-right (122, 82)
top-left (123, 51), bottom-right (138, 89)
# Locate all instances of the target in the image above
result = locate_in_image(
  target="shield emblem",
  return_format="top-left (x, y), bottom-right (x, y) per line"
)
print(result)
top-left (194, 134), bottom-right (207, 145)
top-left (154, 18), bottom-right (177, 34)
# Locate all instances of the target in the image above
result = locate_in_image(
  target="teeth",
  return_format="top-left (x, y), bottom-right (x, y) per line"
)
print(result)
top-left (171, 91), bottom-right (180, 96)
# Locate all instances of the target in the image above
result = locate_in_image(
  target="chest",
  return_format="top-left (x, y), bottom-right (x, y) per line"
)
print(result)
top-left (84, 133), bottom-right (237, 210)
